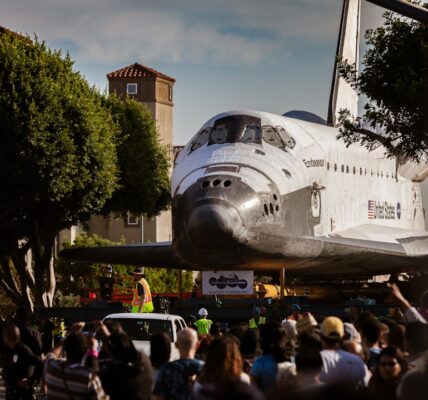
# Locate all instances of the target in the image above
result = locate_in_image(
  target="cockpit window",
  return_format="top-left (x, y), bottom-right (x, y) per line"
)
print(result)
top-left (209, 125), bottom-right (228, 145)
top-left (189, 128), bottom-right (211, 153)
top-left (277, 126), bottom-right (296, 149)
top-left (262, 126), bottom-right (284, 149)
top-left (241, 124), bottom-right (262, 144)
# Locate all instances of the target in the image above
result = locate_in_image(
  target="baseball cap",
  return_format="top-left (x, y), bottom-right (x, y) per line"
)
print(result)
top-left (320, 316), bottom-right (344, 339)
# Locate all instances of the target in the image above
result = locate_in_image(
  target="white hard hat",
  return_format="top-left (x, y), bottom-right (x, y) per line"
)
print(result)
top-left (198, 308), bottom-right (208, 316)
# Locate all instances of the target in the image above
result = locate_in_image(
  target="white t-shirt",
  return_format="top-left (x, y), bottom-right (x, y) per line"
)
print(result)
top-left (320, 349), bottom-right (368, 386)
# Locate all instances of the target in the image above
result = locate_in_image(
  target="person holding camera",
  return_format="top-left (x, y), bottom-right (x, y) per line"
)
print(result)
top-left (44, 331), bottom-right (107, 400)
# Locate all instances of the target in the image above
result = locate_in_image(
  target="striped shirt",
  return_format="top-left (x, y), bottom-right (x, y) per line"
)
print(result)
top-left (45, 359), bottom-right (107, 400)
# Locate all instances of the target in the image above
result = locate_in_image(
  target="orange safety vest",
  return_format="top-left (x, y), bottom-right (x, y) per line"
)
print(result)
top-left (131, 277), bottom-right (154, 313)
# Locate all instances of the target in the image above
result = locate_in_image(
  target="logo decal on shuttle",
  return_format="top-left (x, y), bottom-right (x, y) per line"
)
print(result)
top-left (303, 159), bottom-right (324, 168)
top-left (368, 200), bottom-right (397, 220)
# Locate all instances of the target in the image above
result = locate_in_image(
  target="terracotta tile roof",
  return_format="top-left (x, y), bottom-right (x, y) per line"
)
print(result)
top-left (107, 63), bottom-right (175, 82)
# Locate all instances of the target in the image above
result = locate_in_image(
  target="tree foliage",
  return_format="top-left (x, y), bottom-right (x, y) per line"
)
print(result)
top-left (337, 7), bottom-right (428, 160)
top-left (56, 233), bottom-right (126, 294)
top-left (103, 96), bottom-right (171, 218)
top-left (57, 233), bottom-right (194, 299)
top-left (0, 32), bottom-right (119, 307)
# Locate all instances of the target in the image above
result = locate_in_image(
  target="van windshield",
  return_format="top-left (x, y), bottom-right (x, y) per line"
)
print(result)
top-left (105, 318), bottom-right (173, 341)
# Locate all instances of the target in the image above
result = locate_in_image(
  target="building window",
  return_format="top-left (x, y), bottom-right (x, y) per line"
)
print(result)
top-left (334, 163), bottom-right (337, 171)
top-left (346, 165), bottom-right (349, 174)
top-left (127, 83), bottom-right (138, 95)
top-left (169, 85), bottom-right (173, 101)
top-left (127, 213), bottom-right (139, 226)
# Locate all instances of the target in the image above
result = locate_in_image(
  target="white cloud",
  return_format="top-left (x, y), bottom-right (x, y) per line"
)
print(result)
top-left (1, 0), bottom-right (341, 66)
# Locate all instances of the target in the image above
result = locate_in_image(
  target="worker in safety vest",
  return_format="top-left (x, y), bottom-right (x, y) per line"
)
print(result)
top-left (131, 267), bottom-right (154, 313)
top-left (249, 307), bottom-right (266, 329)
top-left (194, 308), bottom-right (213, 335)
top-left (52, 318), bottom-right (66, 345)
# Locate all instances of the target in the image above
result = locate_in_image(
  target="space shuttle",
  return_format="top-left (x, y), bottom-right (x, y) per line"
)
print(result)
top-left (61, 0), bottom-right (428, 278)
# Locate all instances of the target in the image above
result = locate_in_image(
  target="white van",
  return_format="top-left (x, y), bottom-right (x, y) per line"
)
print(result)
top-left (103, 313), bottom-right (187, 360)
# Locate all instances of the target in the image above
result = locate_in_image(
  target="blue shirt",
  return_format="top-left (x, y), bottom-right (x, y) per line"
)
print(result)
top-left (153, 358), bottom-right (204, 400)
top-left (251, 355), bottom-right (278, 393)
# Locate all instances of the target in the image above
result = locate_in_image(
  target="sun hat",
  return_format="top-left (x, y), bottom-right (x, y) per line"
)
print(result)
top-left (132, 266), bottom-right (145, 275)
top-left (296, 312), bottom-right (318, 335)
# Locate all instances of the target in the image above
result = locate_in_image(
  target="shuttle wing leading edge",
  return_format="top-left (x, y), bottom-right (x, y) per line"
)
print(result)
top-left (60, 242), bottom-right (192, 271)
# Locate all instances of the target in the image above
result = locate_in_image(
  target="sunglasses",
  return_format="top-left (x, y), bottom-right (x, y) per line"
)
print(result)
top-left (379, 361), bottom-right (398, 367)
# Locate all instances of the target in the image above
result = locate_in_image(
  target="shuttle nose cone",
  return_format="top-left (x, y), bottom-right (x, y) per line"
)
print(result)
top-left (187, 204), bottom-right (234, 249)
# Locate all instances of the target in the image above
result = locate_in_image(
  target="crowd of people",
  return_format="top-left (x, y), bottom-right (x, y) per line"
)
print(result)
top-left (0, 282), bottom-right (427, 400)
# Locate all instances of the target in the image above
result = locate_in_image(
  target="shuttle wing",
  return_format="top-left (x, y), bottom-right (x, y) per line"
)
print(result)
top-left (59, 242), bottom-right (192, 270)
top-left (59, 225), bottom-right (428, 277)
top-left (321, 224), bottom-right (428, 257)
top-left (279, 224), bottom-right (428, 277)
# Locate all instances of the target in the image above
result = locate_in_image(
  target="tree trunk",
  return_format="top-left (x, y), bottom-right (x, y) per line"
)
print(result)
top-left (0, 253), bottom-right (32, 307)
top-left (0, 242), bottom-right (57, 308)
top-left (44, 253), bottom-right (56, 307)
top-left (32, 236), bottom-right (56, 308)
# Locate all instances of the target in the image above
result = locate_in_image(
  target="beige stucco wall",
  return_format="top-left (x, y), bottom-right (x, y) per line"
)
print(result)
top-left (109, 78), bottom-right (157, 103)
top-left (156, 209), bottom-right (172, 241)
top-left (87, 215), bottom-right (142, 244)
top-left (155, 79), bottom-right (173, 105)
top-left (155, 102), bottom-right (173, 146)
top-left (143, 217), bottom-right (157, 243)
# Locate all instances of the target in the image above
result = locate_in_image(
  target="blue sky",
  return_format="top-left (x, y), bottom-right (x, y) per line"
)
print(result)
top-left (2, 0), bottom-right (384, 144)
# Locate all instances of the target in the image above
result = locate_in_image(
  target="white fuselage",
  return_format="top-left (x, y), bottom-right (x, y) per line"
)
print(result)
top-left (173, 110), bottom-right (425, 243)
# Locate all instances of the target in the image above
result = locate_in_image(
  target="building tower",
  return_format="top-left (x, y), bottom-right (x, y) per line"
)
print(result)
top-left (87, 63), bottom-right (175, 243)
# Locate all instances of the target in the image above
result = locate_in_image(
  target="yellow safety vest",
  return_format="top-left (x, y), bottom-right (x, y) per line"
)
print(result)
top-left (53, 321), bottom-right (66, 337)
top-left (249, 316), bottom-right (266, 329)
top-left (194, 318), bottom-right (213, 335)
top-left (132, 277), bottom-right (154, 313)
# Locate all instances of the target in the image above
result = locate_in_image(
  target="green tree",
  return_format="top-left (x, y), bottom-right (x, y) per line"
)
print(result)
top-left (337, 7), bottom-right (428, 160)
top-left (145, 268), bottom-right (194, 294)
top-left (0, 32), bottom-right (119, 307)
top-left (58, 233), bottom-right (194, 300)
top-left (102, 95), bottom-right (171, 218)
top-left (56, 233), bottom-right (127, 295)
